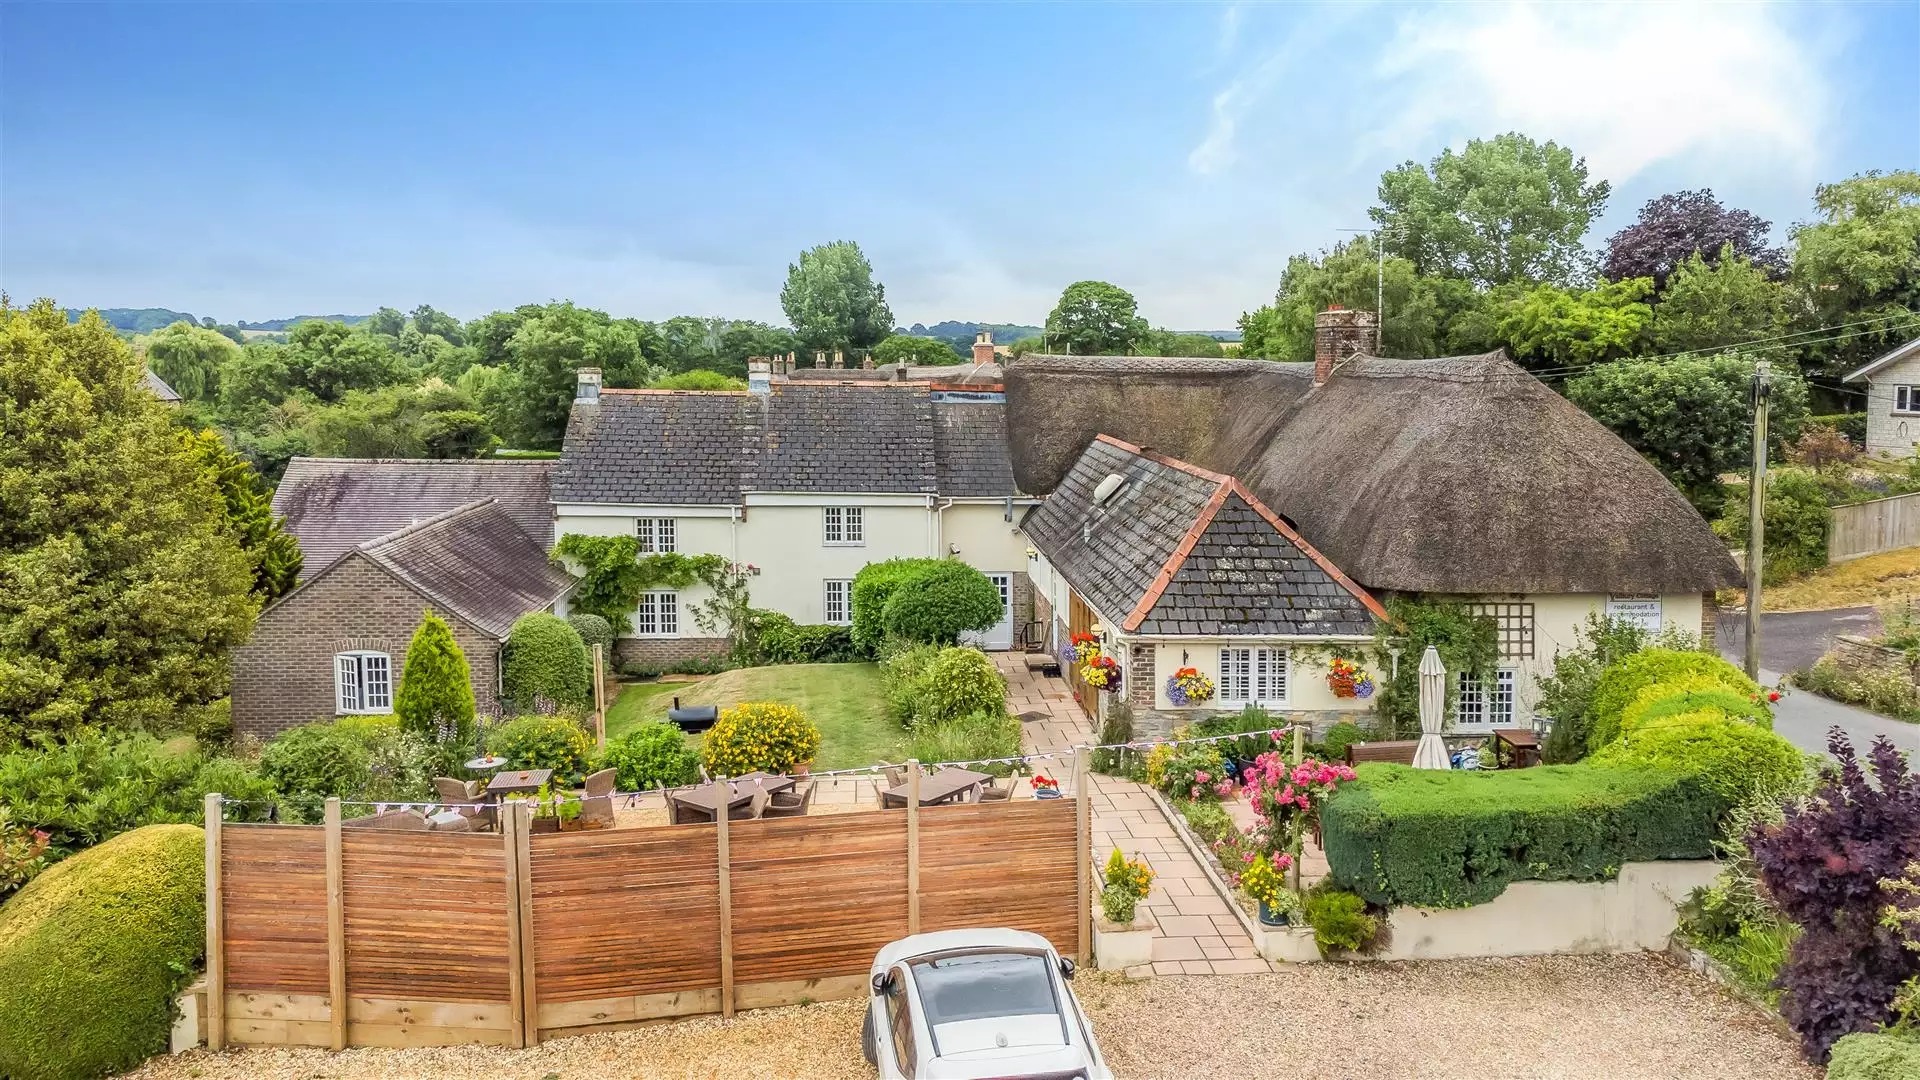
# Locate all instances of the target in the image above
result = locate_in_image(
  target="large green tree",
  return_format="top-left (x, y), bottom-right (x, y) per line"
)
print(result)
top-left (872, 334), bottom-right (963, 365)
top-left (182, 430), bottom-right (303, 600)
top-left (1237, 236), bottom-right (1442, 360)
top-left (142, 321), bottom-right (240, 403)
top-left (490, 302), bottom-right (661, 449)
top-left (301, 380), bottom-right (495, 459)
top-left (1650, 247), bottom-right (1797, 355)
top-left (0, 301), bottom-right (258, 742)
top-left (1565, 353), bottom-right (1809, 511)
top-left (1140, 331), bottom-right (1226, 358)
top-left (1789, 170), bottom-right (1920, 374)
top-left (779, 241), bottom-right (894, 352)
top-left (1372, 132), bottom-right (1611, 287)
top-left (1494, 278), bottom-right (1653, 369)
top-left (395, 609), bottom-right (476, 745)
top-left (1044, 281), bottom-right (1148, 355)
top-left (285, 320), bottom-right (406, 403)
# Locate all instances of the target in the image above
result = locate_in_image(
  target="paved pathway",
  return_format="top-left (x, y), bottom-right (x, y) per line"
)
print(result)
top-left (999, 653), bottom-right (1285, 975)
top-left (1717, 605), bottom-right (1880, 678)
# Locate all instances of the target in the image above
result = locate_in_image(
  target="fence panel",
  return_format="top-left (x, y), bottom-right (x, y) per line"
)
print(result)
top-left (729, 811), bottom-right (910, 1004)
top-left (529, 824), bottom-right (723, 1034)
top-left (1831, 491), bottom-right (1920, 563)
top-left (220, 824), bottom-right (331, 1046)
top-left (919, 800), bottom-right (1080, 955)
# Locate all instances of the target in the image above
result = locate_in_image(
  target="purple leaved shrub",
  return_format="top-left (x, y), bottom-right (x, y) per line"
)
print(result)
top-left (1749, 728), bottom-right (1920, 1061)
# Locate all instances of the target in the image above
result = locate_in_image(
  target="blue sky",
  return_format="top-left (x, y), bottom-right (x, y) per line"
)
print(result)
top-left (3, 1), bottom-right (1917, 330)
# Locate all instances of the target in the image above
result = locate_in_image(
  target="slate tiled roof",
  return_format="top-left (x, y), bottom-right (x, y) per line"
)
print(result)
top-left (273, 459), bottom-right (556, 573)
top-left (931, 392), bottom-right (1017, 498)
top-left (358, 501), bottom-right (574, 639)
top-left (141, 368), bottom-right (182, 402)
top-left (555, 384), bottom-right (1019, 504)
top-left (1023, 435), bottom-right (1383, 636)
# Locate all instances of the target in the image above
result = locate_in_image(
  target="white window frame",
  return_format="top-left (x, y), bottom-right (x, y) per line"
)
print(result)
top-left (635, 517), bottom-right (677, 554)
top-left (1217, 646), bottom-right (1289, 707)
top-left (1896, 385), bottom-right (1920, 415)
top-left (335, 650), bottom-right (392, 714)
top-left (1455, 668), bottom-right (1517, 729)
top-left (823, 579), bottom-right (852, 625)
top-left (633, 591), bottom-right (679, 637)
top-left (823, 506), bottom-right (865, 546)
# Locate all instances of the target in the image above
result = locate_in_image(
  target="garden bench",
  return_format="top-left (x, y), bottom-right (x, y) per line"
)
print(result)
top-left (1345, 740), bottom-right (1420, 766)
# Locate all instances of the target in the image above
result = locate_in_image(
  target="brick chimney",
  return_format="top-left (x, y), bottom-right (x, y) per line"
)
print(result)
top-left (1313, 307), bottom-right (1375, 386)
top-left (831, 348), bottom-right (845, 369)
top-left (747, 358), bottom-right (772, 395)
top-left (972, 330), bottom-right (995, 365)
top-left (785, 351), bottom-right (796, 374)
top-left (813, 350), bottom-right (826, 368)
top-left (574, 367), bottom-right (602, 404)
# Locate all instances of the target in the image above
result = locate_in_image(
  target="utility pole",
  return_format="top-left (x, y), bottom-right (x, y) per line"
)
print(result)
top-left (1374, 234), bottom-right (1385, 355)
top-left (1744, 360), bottom-right (1771, 681)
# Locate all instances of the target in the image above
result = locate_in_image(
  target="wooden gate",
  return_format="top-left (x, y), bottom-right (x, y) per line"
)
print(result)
top-left (1830, 491), bottom-right (1920, 563)
top-left (1066, 590), bottom-right (1098, 720)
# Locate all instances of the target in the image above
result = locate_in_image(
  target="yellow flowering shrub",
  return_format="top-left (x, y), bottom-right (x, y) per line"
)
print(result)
top-left (701, 702), bottom-right (822, 777)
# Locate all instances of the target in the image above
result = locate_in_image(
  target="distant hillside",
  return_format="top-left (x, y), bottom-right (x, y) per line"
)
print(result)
top-left (900, 320), bottom-right (1043, 344)
top-left (236, 314), bottom-right (369, 331)
top-left (65, 307), bottom-right (200, 333)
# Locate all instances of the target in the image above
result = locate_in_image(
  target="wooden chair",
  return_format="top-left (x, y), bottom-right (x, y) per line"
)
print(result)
top-left (879, 763), bottom-right (906, 788)
top-left (764, 780), bottom-right (815, 818)
top-left (871, 779), bottom-right (900, 809)
top-left (343, 808), bottom-right (429, 830)
top-left (579, 768), bottom-right (617, 828)
top-left (433, 776), bottom-right (495, 831)
top-left (728, 787), bottom-right (771, 820)
top-left (976, 776), bottom-right (1014, 803)
top-left (1344, 740), bottom-right (1420, 767)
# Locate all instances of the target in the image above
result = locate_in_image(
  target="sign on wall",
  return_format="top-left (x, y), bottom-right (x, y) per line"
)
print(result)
top-left (1606, 595), bottom-right (1664, 633)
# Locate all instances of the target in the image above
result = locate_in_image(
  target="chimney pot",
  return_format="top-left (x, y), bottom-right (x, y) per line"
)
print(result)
top-left (574, 366), bottom-right (603, 404)
top-left (814, 350), bottom-right (826, 368)
top-left (1312, 308), bottom-right (1375, 387)
top-left (972, 330), bottom-right (996, 366)
top-left (832, 348), bottom-right (845, 369)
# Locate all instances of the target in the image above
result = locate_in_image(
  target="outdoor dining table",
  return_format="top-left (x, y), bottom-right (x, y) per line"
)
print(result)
top-left (673, 772), bottom-right (797, 819)
top-left (485, 768), bottom-right (553, 800)
top-left (883, 766), bottom-right (992, 808)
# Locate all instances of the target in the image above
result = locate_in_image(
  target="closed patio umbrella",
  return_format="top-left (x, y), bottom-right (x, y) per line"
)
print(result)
top-left (1412, 645), bottom-right (1451, 770)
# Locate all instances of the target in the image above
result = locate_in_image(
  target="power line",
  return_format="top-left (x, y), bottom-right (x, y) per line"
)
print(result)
top-left (1471, 315), bottom-right (1920, 384)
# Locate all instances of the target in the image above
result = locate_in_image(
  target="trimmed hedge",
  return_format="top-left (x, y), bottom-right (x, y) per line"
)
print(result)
top-left (1620, 676), bottom-right (1773, 734)
top-left (760, 620), bottom-right (861, 664)
top-left (1589, 649), bottom-right (1760, 750)
top-left (850, 559), bottom-right (943, 653)
top-left (0, 824), bottom-right (205, 1080)
top-left (1590, 710), bottom-right (1805, 806)
top-left (566, 613), bottom-right (614, 654)
top-left (880, 561), bottom-right (1004, 645)
top-left (1321, 763), bottom-right (1725, 908)
top-left (501, 613), bottom-right (592, 710)
top-left (1826, 1032), bottom-right (1920, 1079)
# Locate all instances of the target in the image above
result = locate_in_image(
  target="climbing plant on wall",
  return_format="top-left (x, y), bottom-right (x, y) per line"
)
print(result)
top-left (550, 534), bottom-right (730, 635)
top-left (1369, 598), bottom-right (1498, 738)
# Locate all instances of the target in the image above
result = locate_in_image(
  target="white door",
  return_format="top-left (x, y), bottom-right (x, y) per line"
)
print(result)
top-left (963, 573), bottom-right (1015, 651)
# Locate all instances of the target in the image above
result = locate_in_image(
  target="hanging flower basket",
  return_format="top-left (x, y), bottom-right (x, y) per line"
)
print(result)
top-left (1327, 657), bottom-right (1375, 699)
top-left (1062, 631), bottom-right (1099, 667)
top-left (1165, 667), bottom-right (1216, 706)
top-left (1081, 654), bottom-right (1122, 694)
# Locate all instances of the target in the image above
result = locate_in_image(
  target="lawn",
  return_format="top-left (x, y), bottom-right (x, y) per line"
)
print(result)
top-left (605, 663), bottom-right (908, 770)
top-left (1730, 544), bottom-right (1920, 612)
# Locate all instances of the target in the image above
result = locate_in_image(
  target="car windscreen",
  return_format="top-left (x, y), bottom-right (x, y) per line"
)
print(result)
top-left (910, 951), bottom-right (1060, 1028)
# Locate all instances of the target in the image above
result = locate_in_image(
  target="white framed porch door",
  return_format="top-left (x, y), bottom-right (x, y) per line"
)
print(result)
top-left (961, 572), bottom-right (1015, 651)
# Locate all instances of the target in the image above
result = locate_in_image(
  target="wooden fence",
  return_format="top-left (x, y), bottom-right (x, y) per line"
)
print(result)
top-left (202, 763), bottom-right (1089, 1050)
top-left (1830, 491), bottom-right (1920, 563)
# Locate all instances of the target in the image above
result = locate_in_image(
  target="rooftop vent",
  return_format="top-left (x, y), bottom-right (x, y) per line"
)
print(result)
top-left (1093, 473), bottom-right (1127, 506)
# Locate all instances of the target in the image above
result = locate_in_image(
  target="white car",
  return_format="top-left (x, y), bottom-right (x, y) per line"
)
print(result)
top-left (861, 928), bottom-right (1111, 1080)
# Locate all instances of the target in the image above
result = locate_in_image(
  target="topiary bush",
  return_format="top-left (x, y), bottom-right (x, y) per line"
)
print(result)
top-left (1590, 710), bottom-right (1805, 807)
top-left (1321, 763), bottom-right (1725, 908)
top-left (1825, 1033), bottom-right (1920, 1079)
top-left (0, 824), bottom-right (206, 1080)
top-left (879, 561), bottom-right (1005, 646)
top-left (596, 722), bottom-right (700, 790)
top-left (914, 647), bottom-right (1008, 727)
top-left (702, 702), bottom-right (821, 777)
top-left (486, 714), bottom-right (594, 785)
top-left (566, 613), bottom-right (615, 654)
top-left (1620, 675), bottom-right (1774, 734)
top-left (760, 622), bottom-right (861, 665)
top-left (1320, 721), bottom-right (1368, 763)
top-left (851, 559), bottom-right (944, 653)
top-left (501, 613), bottom-right (592, 711)
top-left (394, 609), bottom-right (476, 746)
top-left (1590, 648), bottom-right (1760, 750)
top-left (0, 730), bottom-right (274, 856)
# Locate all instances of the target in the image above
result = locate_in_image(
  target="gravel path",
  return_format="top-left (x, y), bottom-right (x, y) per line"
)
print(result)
top-left (129, 955), bottom-right (1812, 1080)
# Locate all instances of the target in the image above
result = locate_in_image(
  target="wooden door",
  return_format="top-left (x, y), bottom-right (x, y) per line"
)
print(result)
top-left (1066, 590), bottom-right (1097, 720)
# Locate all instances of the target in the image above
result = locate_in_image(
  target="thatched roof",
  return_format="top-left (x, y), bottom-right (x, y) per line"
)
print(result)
top-left (1006, 353), bottom-right (1739, 595)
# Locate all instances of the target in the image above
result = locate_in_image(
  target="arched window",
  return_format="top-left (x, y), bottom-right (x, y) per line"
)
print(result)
top-left (335, 651), bottom-right (392, 714)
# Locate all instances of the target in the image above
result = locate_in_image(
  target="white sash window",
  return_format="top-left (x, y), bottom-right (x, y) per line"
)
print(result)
top-left (335, 651), bottom-right (392, 714)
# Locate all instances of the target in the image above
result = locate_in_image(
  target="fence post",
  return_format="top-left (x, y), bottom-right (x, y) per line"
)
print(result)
top-left (717, 794), bottom-right (734, 1019)
top-left (1073, 745), bottom-right (1090, 966)
top-left (1292, 723), bottom-right (1304, 766)
top-left (592, 643), bottom-right (606, 750)
top-left (202, 792), bottom-right (225, 1051)
top-left (513, 800), bottom-right (538, 1046)
top-left (324, 798), bottom-right (346, 1051)
top-left (906, 759), bottom-right (921, 935)
top-left (502, 800), bottom-right (526, 1049)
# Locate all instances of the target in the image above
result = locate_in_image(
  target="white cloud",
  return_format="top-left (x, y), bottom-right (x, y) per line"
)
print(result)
top-left (1365, 2), bottom-right (1828, 185)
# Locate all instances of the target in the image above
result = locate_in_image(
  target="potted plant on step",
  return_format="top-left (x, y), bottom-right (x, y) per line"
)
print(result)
top-left (1242, 851), bottom-right (1299, 926)
top-left (1030, 773), bottom-right (1062, 800)
top-left (1100, 849), bottom-right (1155, 925)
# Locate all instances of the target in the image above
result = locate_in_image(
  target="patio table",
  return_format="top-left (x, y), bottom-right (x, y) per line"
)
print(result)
top-left (883, 767), bottom-right (991, 808)
top-left (485, 768), bottom-right (553, 800)
top-left (673, 773), bottom-right (796, 819)
top-left (1492, 728), bottom-right (1542, 768)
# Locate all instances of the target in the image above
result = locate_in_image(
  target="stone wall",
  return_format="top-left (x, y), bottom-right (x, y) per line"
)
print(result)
top-left (1832, 634), bottom-right (1918, 683)
top-left (231, 554), bottom-right (504, 740)
top-left (1011, 571), bottom-right (1036, 648)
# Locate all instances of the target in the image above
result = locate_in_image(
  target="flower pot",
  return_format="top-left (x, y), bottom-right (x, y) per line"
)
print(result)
top-left (1033, 788), bottom-right (1063, 800)
top-left (790, 760), bottom-right (812, 777)
top-left (1258, 899), bottom-right (1291, 927)
top-left (529, 817), bottom-right (559, 834)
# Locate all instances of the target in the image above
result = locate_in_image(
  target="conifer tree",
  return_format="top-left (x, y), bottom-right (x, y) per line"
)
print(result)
top-left (395, 609), bottom-right (476, 746)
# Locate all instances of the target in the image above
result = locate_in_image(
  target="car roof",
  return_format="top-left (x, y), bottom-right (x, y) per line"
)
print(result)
top-left (871, 928), bottom-right (1054, 971)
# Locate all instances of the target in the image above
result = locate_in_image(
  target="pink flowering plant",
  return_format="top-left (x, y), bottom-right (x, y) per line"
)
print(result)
top-left (1155, 743), bottom-right (1228, 803)
top-left (1239, 751), bottom-right (1357, 856)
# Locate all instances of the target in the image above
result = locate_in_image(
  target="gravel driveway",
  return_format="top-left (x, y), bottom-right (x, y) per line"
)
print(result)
top-left (129, 955), bottom-right (1811, 1080)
